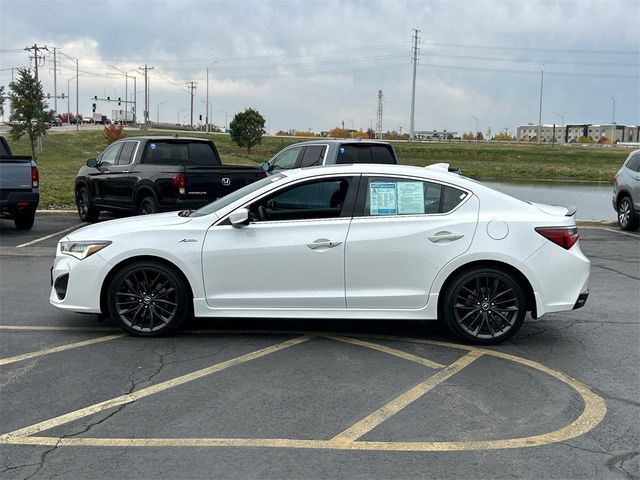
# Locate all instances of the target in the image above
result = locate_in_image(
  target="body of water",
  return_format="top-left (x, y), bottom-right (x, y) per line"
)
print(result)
top-left (483, 180), bottom-right (614, 221)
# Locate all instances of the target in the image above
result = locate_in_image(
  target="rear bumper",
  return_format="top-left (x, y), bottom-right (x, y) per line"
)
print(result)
top-left (0, 191), bottom-right (39, 218)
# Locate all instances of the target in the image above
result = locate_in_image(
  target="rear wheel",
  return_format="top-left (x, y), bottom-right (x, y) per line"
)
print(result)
top-left (617, 196), bottom-right (639, 231)
top-left (107, 261), bottom-right (190, 336)
top-left (77, 187), bottom-right (100, 222)
top-left (14, 212), bottom-right (35, 230)
top-left (442, 267), bottom-right (527, 345)
top-left (139, 196), bottom-right (158, 215)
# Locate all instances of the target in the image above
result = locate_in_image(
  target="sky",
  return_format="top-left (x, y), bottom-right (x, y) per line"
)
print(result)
top-left (1, 0), bottom-right (638, 135)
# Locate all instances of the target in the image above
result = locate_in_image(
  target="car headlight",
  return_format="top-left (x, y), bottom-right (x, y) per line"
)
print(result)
top-left (60, 241), bottom-right (112, 260)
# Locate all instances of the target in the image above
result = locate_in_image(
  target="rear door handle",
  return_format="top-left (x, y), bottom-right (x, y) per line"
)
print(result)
top-left (428, 232), bottom-right (464, 243)
top-left (307, 238), bottom-right (342, 250)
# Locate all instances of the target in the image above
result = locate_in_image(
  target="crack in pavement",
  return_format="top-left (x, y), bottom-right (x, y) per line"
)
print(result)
top-left (606, 450), bottom-right (639, 480)
top-left (592, 264), bottom-right (640, 281)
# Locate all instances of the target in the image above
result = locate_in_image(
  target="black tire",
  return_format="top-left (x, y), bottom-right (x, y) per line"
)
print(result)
top-left (617, 196), bottom-right (639, 231)
top-left (442, 267), bottom-right (527, 345)
top-left (139, 196), bottom-right (159, 215)
top-left (76, 186), bottom-right (100, 222)
top-left (14, 213), bottom-right (35, 230)
top-left (107, 260), bottom-right (190, 336)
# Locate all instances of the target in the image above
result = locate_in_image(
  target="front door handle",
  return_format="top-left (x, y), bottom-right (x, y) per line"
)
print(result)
top-left (428, 231), bottom-right (464, 243)
top-left (307, 238), bottom-right (342, 250)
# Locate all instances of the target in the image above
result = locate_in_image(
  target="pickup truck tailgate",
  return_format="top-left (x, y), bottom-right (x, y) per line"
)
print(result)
top-left (184, 165), bottom-right (265, 201)
top-left (0, 157), bottom-right (34, 193)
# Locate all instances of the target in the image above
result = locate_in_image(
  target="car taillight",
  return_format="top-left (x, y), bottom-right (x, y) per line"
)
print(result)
top-left (172, 173), bottom-right (186, 195)
top-left (535, 226), bottom-right (579, 250)
top-left (32, 166), bottom-right (39, 188)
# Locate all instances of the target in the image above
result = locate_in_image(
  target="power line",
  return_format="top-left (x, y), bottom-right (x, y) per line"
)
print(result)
top-left (421, 41), bottom-right (639, 55)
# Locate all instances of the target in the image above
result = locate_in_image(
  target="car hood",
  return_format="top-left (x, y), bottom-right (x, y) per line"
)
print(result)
top-left (66, 212), bottom-right (193, 241)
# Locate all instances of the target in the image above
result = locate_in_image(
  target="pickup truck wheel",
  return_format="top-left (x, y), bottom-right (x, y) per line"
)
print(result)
top-left (139, 196), bottom-right (158, 215)
top-left (14, 213), bottom-right (35, 230)
top-left (107, 261), bottom-right (190, 336)
top-left (77, 187), bottom-right (100, 222)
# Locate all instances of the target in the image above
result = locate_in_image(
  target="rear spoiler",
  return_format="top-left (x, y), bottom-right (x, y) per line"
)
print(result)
top-left (424, 163), bottom-right (462, 174)
top-left (565, 205), bottom-right (577, 217)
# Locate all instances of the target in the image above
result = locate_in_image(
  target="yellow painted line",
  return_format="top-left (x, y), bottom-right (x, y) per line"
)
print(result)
top-left (325, 335), bottom-right (445, 369)
top-left (15, 223), bottom-right (84, 248)
top-left (0, 334), bottom-right (126, 367)
top-left (0, 325), bottom-right (120, 332)
top-left (0, 335), bottom-right (311, 441)
top-left (331, 350), bottom-right (482, 444)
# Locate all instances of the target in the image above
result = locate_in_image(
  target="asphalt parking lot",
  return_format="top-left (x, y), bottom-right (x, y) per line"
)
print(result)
top-left (0, 214), bottom-right (638, 480)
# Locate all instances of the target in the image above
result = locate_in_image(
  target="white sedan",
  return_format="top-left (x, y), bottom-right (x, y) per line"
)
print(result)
top-left (50, 163), bottom-right (590, 344)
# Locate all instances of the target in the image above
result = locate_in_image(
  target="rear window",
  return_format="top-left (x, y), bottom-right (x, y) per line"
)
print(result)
top-left (626, 153), bottom-right (640, 172)
top-left (336, 144), bottom-right (396, 165)
top-left (144, 141), bottom-right (220, 165)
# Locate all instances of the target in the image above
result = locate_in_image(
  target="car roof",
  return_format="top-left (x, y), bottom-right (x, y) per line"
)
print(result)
top-left (120, 136), bottom-right (212, 142)
top-left (281, 139), bottom-right (392, 147)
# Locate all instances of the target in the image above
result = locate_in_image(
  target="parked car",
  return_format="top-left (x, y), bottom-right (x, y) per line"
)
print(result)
top-left (261, 139), bottom-right (398, 173)
top-left (0, 136), bottom-right (39, 229)
top-left (52, 163), bottom-right (590, 344)
top-left (74, 136), bottom-right (266, 221)
top-left (613, 149), bottom-right (640, 231)
top-left (49, 118), bottom-right (63, 127)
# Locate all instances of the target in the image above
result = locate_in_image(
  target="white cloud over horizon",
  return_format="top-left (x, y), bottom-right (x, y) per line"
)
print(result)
top-left (1, 0), bottom-right (638, 134)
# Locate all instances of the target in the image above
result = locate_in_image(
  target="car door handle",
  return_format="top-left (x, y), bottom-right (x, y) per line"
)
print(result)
top-left (121, 170), bottom-right (130, 173)
top-left (428, 232), bottom-right (464, 243)
top-left (102, 169), bottom-right (111, 174)
top-left (307, 239), bottom-right (342, 250)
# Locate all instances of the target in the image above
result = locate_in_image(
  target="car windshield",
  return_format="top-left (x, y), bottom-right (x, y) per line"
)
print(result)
top-left (190, 173), bottom-right (286, 217)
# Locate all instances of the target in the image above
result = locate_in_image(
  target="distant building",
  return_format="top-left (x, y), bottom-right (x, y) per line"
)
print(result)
top-left (517, 123), bottom-right (640, 143)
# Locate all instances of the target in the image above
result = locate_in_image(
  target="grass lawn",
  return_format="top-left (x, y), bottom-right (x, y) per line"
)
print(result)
top-left (4, 128), bottom-right (630, 208)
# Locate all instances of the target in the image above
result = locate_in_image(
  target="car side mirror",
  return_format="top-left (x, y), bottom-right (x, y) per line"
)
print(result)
top-left (260, 161), bottom-right (271, 173)
top-left (229, 207), bottom-right (250, 228)
top-left (86, 158), bottom-right (98, 168)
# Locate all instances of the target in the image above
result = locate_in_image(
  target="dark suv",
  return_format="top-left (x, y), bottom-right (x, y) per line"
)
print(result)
top-left (613, 149), bottom-right (640, 231)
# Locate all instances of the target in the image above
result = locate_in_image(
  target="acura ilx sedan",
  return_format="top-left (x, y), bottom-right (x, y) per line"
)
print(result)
top-left (50, 163), bottom-right (590, 344)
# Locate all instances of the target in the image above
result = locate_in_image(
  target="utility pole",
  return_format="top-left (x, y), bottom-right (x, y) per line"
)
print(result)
top-left (186, 81), bottom-right (197, 128)
top-left (470, 114), bottom-right (479, 137)
top-left (139, 64), bottom-right (154, 134)
top-left (52, 47), bottom-right (58, 114)
top-left (376, 89), bottom-right (384, 139)
top-left (537, 64), bottom-right (544, 145)
top-left (409, 28), bottom-right (420, 141)
top-left (25, 44), bottom-right (47, 81)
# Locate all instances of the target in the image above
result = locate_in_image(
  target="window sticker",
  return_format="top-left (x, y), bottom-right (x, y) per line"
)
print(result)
top-left (397, 181), bottom-right (425, 214)
top-left (150, 143), bottom-right (157, 150)
top-left (369, 182), bottom-right (397, 215)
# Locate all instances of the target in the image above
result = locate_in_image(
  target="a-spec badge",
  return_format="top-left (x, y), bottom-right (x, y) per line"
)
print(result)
top-left (179, 238), bottom-right (198, 243)
top-left (221, 177), bottom-right (231, 186)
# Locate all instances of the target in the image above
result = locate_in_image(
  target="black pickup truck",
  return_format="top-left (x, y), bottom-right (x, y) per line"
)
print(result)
top-left (74, 136), bottom-right (266, 221)
top-left (0, 136), bottom-right (39, 230)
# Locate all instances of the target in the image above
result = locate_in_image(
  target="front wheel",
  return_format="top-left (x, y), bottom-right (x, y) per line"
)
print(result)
top-left (617, 196), bottom-right (639, 231)
top-left (107, 261), bottom-right (190, 336)
top-left (442, 267), bottom-right (527, 345)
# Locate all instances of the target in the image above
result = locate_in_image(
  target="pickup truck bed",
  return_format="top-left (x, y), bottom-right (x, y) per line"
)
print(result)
top-left (0, 136), bottom-right (39, 230)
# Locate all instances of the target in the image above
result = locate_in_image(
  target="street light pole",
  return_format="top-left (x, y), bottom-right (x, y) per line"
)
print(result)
top-left (178, 108), bottom-right (186, 125)
top-left (537, 64), bottom-right (544, 145)
top-left (469, 114), bottom-right (478, 138)
top-left (205, 61), bottom-right (218, 134)
top-left (157, 101), bottom-right (167, 124)
top-left (611, 97), bottom-right (616, 145)
top-left (553, 112), bottom-right (565, 143)
top-left (218, 109), bottom-right (227, 130)
top-left (347, 117), bottom-right (354, 137)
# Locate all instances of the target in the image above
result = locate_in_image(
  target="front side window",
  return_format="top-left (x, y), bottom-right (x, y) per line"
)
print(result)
top-left (99, 143), bottom-right (122, 166)
top-left (271, 147), bottom-right (303, 170)
top-left (362, 176), bottom-right (467, 216)
top-left (248, 177), bottom-right (353, 222)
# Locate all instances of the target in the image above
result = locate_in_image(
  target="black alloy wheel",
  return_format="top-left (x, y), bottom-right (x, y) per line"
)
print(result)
top-left (443, 267), bottom-right (526, 345)
top-left (617, 196), bottom-right (639, 231)
top-left (107, 261), bottom-right (190, 336)
top-left (139, 196), bottom-right (159, 215)
top-left (77, 187), bottom-right (99, 222)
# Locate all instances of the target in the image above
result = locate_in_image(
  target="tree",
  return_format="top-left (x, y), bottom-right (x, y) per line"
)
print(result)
top-left (8, 68), bottom-right (50, 160)
top-left (229, 108), bottom-right (265, 153)
top-left (104, 124), bottom-right (126, 144)
top-left (329, 127), bottom-right (349, 138)
top-left (0, 85), bottom-right (6, 118)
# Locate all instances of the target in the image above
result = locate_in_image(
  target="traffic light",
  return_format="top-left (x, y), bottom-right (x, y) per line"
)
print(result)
top-left (92, 103), bottom-right (96, 113)
top-left (61, 93), bottom-right (65, 99)
top-left (118, 97), bottom-right (121, 106)
top-left (199, 114), bottom-right (202, 121)
top-left (46, 93), bottom-right (50, 99)
top-left (107, 96), bottom-right (110, 101)
top-left (94, 95), bottom-right (97, 100)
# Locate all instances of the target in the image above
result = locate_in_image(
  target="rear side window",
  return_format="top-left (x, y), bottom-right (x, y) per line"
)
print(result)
top-left (299, 145), bottom-right (327, 168)
top-left (362, 176), bottom-right (468, 216)
top-left (626, 153), bottom-right (640, 172)
top-left (144, 141), bottom-right (219, 165)
top-left (116, 142), bottom-right (136, 165)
